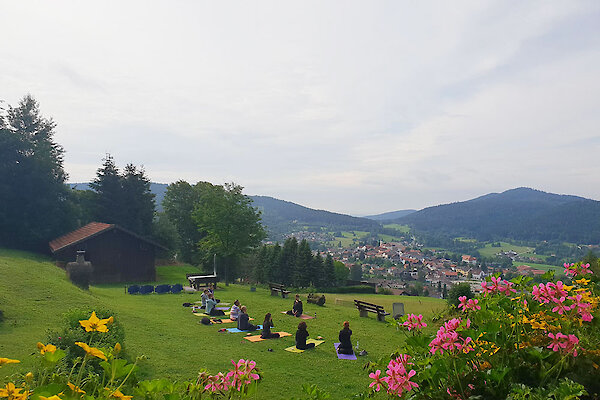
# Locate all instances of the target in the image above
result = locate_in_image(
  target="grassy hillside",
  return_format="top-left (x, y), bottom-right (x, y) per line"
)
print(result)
top-left (0, 249), bottom-right (445, 398)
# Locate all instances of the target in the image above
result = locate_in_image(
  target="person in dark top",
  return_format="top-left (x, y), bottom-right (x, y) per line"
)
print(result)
top-left (260, 313), bottom-right (280, 339)
top-left (237, 306), bottom-right (258, 331)
top-left (206, 293), bottom-right (225, 316)
top-left (337, 321), bottom-right (354, 355)
top-left (287, 294), bottom-right (303, 317)
top-left (295, 321), bottom-right (315, 350)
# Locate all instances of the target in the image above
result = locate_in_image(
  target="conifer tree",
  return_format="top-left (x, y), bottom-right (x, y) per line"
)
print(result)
top-left (294, 239), bottom-right (312, 287)
top-left (0, 95), bottom-right (74, 250)
top-left (312, 251), bottom-right (324, 287)
top-left (268, 243), bottom-right (282, 283)
top-left (280, 238), bottom-right (298, 285)
top-left (254, 245), bottom-right (268, 283)
top-left (90, 154), bottom-right (123, 224)
top-left (323, 253), bottom-right (336, 286)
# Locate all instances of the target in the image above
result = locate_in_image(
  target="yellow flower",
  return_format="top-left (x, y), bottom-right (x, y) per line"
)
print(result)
top-left (75, 342), bottom-right (107, 361)
top-left (107, 389), bottom-right (132, 400)
top-left (39, 396), bottom-right (62, 400)
top-left (24, 373), bottom-right (33, 383)
top-left (79, 312), bottom-right (112, 333)
top-left (575, 278), bottom-right (590, 286)
top-left (67, 383), bottom-right (85, 395)
top-left (0, 358), bottom-right (20, 368)
top-left (563, 285), bottom-right (574, 292)
top-left (0, 383), bottom-right (27, 400)
top-left (36, 343), bottom-right (57, 355)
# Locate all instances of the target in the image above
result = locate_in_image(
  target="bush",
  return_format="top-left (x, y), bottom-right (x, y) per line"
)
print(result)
top-left (378, 287), bottom-right (393, 295)
top-left (447, 282), bottom-right (474, 307)
top-left (67, 263), bottom-right (92, 289)
top-left (46, 307), bottom-right (126, 370)
top-left (367, 264), bottom-right (600, 399)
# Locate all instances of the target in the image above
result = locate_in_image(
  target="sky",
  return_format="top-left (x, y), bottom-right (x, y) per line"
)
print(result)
top-left (2, 1), bottom-right (600, 216)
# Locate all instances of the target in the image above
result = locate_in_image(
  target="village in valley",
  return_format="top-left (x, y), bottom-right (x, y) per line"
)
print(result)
top-left (310, 237), bottom-right (553, 298)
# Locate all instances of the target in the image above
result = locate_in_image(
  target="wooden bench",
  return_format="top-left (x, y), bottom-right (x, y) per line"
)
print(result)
top-left (269, 283), bottom-right (291, 298)
top-left (186, 274), bottom-right (218, 291)
top-left (354, 299), bottom-right (390, 322)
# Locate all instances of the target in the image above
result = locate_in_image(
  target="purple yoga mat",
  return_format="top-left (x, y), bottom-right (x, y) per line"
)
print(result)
top-left (215, 307), bottom-right (229, 311)
top-left (334, 343), bottom-right (357, 360)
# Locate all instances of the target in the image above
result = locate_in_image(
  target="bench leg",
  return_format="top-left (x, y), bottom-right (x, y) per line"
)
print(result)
top-left (359, 309), bottom-right (368, 318)
top-left (270, 290), bottom-right (278, 296)
top-left (377, 314), bottom-right (386, 322)
top-left (281, 292), bottom-right (288, 299)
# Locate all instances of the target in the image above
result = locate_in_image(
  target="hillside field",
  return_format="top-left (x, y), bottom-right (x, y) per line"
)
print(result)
top-left (476, 242), bottom-right (536, 258)
top-left (0, 249), bottom-right (445, 399)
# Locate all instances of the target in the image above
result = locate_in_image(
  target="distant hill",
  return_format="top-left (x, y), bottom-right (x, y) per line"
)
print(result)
top-left (363, 209), bottom-right (416, 221)
top-left (69, 182), bottom-right (169, 211)
top-left (395, 187), bottom-right (600, 244)
top-left (68, 183), bottom-right (382, 239)
top-left (249, 195), bottom-right (381, 240)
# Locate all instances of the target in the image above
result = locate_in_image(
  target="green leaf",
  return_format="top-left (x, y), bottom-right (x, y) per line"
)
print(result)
top-left (44, 349), bottom-right (66, 363)
top-left (30, 384), bottom-right (65, 400)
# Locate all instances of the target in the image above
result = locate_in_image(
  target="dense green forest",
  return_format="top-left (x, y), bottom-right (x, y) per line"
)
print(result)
top-left (397, 188), bottom-right (600, 244)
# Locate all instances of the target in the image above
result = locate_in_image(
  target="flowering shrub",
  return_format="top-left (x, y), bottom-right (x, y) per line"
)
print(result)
top-left (0, 312), bottom-right (260, 400)
top-left (367, 262), bottom-right (600, 399)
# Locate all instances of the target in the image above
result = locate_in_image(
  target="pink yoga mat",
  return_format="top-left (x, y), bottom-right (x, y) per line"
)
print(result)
top-left (334, 343), bottom-right (357, 360)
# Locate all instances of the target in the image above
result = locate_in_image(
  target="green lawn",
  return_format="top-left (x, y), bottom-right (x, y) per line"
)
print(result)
top-left (382, 224), bottom-right (411, 234)
top-left (477, 242), bottom-right (535, 258)
top-left (0, 249), bottom-right (445, 399)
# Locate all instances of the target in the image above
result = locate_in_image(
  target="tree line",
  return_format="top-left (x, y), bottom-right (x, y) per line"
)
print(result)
top-left (251, 237), bottom-right (351, 288)
top-left (0, 95), bottom-right (266, 280)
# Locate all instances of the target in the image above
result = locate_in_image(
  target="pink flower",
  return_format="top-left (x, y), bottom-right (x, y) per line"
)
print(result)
top-left (481, 277), bottom-right (516, 296)
top-left (369, 370), bottom-right (385, 392)
top-left (403, 314), bottom-right (427, 331)
top-left (551, 297), bottom-right (575, 315)
top-left (429, 318), bottom-right (472, 355)
top-left (547, 333), bottom-right (579, 357)
top-left (458, 296), bottom-right (481, 312)
top-left (564, 263), bottom-right (592, 277)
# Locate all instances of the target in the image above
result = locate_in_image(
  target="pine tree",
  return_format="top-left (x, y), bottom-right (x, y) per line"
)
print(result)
top-left (90, 154), bottom-right (123, 225)
top-left (312, 252), bottom-right (324, 287)
top-left (120, 164), bottom-right (155, 236)
top-left (0, 95), bottom-right (74, 250)
top-left (323, 254), bottom-right (336, 287)
top-left (268, 243), bottom-right (282, 283)
top-left (294, 239), bottom-right (312, 287)
top-left (254, 245), bottom-right (268, 283)
top-left (280, 238), bottom-right (298, 286)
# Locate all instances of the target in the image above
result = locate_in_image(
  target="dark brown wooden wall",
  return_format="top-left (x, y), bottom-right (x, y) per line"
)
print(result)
top-left (55, 229), bottom-right (156, 283)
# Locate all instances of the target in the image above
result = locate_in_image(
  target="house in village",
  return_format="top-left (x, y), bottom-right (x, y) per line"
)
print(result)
top-left (49, 222), bottom-right (166, 283)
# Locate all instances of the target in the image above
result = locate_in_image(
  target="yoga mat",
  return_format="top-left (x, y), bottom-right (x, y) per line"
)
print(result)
top-left (215, 306), bottom-right (229, 311)
top-left (219, 318), bottom-right (253, 324)
top-left (284, 339), bottom-right (324, 353)
top-left (280, 311), bottom-right (315, 319)
top-left (226, 325), bottom-right (263, 333)
top-left (243, 332), bottom-right (292, 342)
top-left (193, 311), bottom-right (231, 316)
top-left (334, 343), bottom-right (357, 360)
top-left (195, 302), bottom-right (230, 306)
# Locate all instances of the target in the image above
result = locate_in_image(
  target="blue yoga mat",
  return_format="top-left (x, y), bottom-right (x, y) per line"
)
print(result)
top-left (226, 325), bottom-right (262, 333)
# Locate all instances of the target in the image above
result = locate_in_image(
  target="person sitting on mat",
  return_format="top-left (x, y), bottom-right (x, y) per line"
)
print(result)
top-left (200, 289), bottom-right (210, 309)
top-left (295, 321), bottom-right (315, 350)
top-left (260, 313), bottom-right (280, 339)
top-left (337, 321), bottom-right (354, 355)
top-left (237, 306), bottom-right (258, 331)
top-left (286, 294), bottom-right (303, 317)
top-left (230, 300), bottom-right (241, 321)
top-left (206, 293), bottom-right (225, 316)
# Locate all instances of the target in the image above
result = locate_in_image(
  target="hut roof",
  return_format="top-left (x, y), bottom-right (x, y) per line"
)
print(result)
top-left (49, 222), bottom-right (166, 253)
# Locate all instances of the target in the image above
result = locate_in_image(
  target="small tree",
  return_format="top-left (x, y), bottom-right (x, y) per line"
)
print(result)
top-left (447, 282), bottom-right (474, 307)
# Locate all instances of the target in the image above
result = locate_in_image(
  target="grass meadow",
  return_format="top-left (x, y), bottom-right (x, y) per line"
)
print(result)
top-left (0, 249), bottom-right (445, 399)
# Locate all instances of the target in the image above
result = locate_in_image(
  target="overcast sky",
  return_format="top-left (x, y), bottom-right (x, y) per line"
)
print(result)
top-left (2, 1), bottom-right (599, 215)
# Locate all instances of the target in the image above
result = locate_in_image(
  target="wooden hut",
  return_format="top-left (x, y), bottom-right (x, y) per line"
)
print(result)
top-left (49, 222), bottom-right (166, 283)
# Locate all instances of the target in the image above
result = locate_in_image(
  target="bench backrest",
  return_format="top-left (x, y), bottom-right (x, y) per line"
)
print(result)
top-left (354, 300), bottom-right (386, 312)
top-left (269, 283), bottom-right (285, 290)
